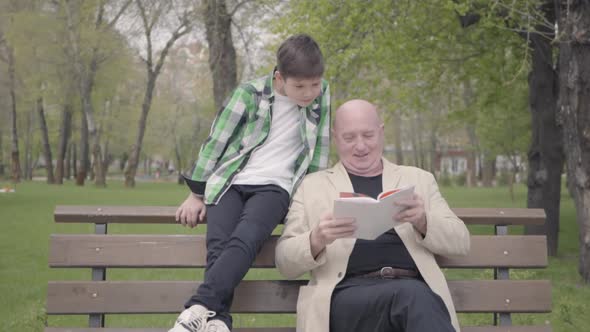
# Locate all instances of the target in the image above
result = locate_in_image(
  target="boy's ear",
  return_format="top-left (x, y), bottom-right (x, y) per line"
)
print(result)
top-left (275, 70), bottom-right (285, 83)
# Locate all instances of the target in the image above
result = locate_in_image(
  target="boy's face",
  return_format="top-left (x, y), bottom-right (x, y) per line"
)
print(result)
top-left (275, 72), bottom-right (322, 107)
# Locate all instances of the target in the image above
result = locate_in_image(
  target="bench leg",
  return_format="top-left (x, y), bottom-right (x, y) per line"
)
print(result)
top-left (90, 223), bottom-right (107, 327)
top-left (493, 225), bottom-right (512, 326)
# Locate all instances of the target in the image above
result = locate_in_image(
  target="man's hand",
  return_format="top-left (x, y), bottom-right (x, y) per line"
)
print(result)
top-left (310, 211), bottom-right (356, 258)
top-left (394, 193), bottom-right (427, 235)
top-left (175, 193), bottom-right (206, 228)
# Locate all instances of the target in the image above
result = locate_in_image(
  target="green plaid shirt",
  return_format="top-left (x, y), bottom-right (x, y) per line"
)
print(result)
top-left (186, 72), bottom-right (331, 204)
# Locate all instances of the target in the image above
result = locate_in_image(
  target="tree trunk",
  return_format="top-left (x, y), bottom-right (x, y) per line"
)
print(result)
top-left (393, 109), bottom-right (404, 165)
top-left (102, 140), bottom-right (111, 175)
top-left (466, 125), bottom-right (479, 187)
top-left (174, 138), bottom-right (184, 185)
top-left (0, 130), bottom-right (4, 176)
top-left (64, 1), bottom-right (104, 187)
top-left (88, 108), bottom-right (105, 187)
top-left (123, 0), bottom-right (191, 187)
top-left (463, 80), bottom-right (478, 187)
top-left (76, 111), bottom-right (89, 185)
top-left (416, 112), bottom-right (426, 169)
top-left (23, 110), bottom-right (34, 181)
top-left (37, 97), bottom-right (55, 184)
top-left (64, 141), bottom-right (71, 180)
top-left (429, 130), bottom-right (438, 175)
top-left (8, 44), bottom-right (21, 183)
top-left (557, 0), bottom-right (590, 283)
top-left (524, 3), bottom-right (563, 256)
top-left (205, 0), bottom-right (238, 110)
top-left (89, 155), bottom-right (95, 181)
top-left (408, 113), bottom-right (420, 168)
top-left (125, 72), bottom-right (156, 187)
top-left (55, 105), bottom-right (73, 184)
top-left (72, 142), bottom-right (78, 179)
top-left (482, 153), bottom-right (496, 187)
top-left (93, 100), bottom-right (111, 187)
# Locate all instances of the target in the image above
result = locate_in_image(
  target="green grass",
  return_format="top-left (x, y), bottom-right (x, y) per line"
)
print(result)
top-left (0, 181), bottom-right (588, 331)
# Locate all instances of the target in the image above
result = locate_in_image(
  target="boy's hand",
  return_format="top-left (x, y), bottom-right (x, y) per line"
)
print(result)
top-left (175, 193), bottom-right (206, 228)
top-left (394, 193), bottom-right (427, 235)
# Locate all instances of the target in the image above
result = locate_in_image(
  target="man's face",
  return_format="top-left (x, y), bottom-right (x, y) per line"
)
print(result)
top-left (333, 107), bottom-right (384, 176)
top-left (276, 73), bottom-right (322, 107)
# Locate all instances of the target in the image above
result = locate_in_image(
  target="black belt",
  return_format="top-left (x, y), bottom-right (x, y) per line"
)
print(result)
top-left (353, 267), bottom-right (419, 279)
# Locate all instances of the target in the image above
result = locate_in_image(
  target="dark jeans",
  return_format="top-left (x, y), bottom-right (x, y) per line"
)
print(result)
top-left (185, 184), bottom-right (290, 329)
top-left (330, 277), bottom-right (454, 332)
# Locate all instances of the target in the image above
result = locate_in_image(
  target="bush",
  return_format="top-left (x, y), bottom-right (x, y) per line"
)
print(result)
top-left (439, 172), bottom-right (453, 187)
top-left (454, 173), bottom-right (467, 186)
top-left (497, 172), bottom-right (512, 186)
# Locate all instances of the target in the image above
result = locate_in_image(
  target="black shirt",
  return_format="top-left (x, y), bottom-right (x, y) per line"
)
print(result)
top-left (345, 172), bottom-right (417, 276)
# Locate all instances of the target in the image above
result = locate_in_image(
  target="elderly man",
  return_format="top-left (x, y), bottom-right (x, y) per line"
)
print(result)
top-left (275, 99), bottom-right (470, 332)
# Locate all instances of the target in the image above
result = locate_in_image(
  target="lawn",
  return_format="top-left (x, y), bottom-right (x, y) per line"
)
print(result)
top-left (0, 180), bottom-right (588, 331)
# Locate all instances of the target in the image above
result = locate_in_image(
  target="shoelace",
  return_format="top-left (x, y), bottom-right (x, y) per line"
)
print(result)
top-left (178, 309), bottom-right (216, 332)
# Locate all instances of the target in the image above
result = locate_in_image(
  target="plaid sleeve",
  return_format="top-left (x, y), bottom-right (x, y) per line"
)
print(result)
top-left (188, 86), bottom-right (251, 194)
top-left (308, 82), bottom-right (331, 173)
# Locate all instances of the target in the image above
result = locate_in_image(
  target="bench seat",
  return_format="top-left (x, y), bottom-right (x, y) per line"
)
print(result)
top-left (45, 206), bottom-right (552, 331)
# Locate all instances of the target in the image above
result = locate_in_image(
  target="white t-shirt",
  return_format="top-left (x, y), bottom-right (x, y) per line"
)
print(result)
top-left (232, 92), bottom-right (304, 191)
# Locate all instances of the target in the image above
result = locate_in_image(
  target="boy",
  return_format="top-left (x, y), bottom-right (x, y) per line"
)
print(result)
top-left (169, 34), bottom-right (331, 332)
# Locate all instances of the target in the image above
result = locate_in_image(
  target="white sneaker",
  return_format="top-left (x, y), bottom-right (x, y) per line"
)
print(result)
top-left (205, 319), bottom-right (230, 332)
top-left (168, 304), bottom-right (216, 332)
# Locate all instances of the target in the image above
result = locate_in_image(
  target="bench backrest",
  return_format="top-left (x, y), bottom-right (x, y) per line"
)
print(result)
top-left (46, 206), bottom-right (552, 332)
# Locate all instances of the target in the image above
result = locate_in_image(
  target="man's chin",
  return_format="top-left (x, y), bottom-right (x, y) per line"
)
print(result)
top-left (344, 161), bottom-right (381, 176)
top-left (344, 163), bottom-right (372, 175)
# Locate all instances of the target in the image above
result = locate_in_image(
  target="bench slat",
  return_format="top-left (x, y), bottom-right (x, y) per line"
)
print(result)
top-left (54, 206), bottom-right (546, 226)
top-left (46, 280), bottom-right (551, 314)
top-left (45, 327), bottom-right (553, 332)
top-left (49, 235), bottom-right (548, 268)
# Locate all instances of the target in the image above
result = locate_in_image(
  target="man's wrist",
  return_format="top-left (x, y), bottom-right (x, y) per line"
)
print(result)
top-left (415, 217), bottom-right (427, 235)
top-left (309, 230), bottom-right (325, 258)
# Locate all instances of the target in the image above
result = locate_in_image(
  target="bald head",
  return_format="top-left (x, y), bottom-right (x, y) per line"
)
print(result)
top-left (332, 99), bottom-right (385, 176)
top-left (333, 99), bottom-right (382, 131)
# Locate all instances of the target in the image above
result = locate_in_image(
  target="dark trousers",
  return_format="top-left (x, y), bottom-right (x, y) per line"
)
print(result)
top-left (185, 184), bottom-right (290, 329)
top-left (330, 277), bottom-right (454, 332)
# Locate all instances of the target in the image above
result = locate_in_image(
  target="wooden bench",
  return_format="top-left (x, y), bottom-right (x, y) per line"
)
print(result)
top-left (46, 206), bottom-right (552, 332)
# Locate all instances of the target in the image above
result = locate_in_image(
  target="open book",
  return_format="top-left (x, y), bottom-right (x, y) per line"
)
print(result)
top-left (333, 185), bottom-right (415, 240)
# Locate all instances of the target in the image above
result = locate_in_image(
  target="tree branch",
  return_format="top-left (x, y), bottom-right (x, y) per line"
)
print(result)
top-left (231, 19), bottom-right (254, 75)
top-left (135, 0), bottom-right (153, 68)
top-left (153, 14), bottom-right (192, 75)
top-left (107, 0), bottom-right (133, 28)
top-left (95, 0), bottom-right (106, 28)
top-left (230, 0), bottom-right (255, 17)
top-left (0, 37), bottom-right (7, 63)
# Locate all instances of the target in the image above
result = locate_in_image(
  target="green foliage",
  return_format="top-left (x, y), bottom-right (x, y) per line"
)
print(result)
top-left (271, 0), bottom-right (533, 175)
top-left (0, 0), bottom-right (145, 173)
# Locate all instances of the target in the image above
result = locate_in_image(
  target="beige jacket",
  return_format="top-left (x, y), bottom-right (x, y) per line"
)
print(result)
top-left (275, 159), bottom-right (470, 332)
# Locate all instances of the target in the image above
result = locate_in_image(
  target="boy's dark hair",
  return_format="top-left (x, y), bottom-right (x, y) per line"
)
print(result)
top-left (277, 34), bottom-right (324, 79)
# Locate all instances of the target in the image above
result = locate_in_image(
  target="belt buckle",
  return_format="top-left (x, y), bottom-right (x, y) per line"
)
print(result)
top-left (379, 266), bottom-right (395, 278)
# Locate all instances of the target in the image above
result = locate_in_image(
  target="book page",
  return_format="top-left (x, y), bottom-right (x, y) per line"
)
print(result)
top-left (333, 185), bottom-right (415, 240)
